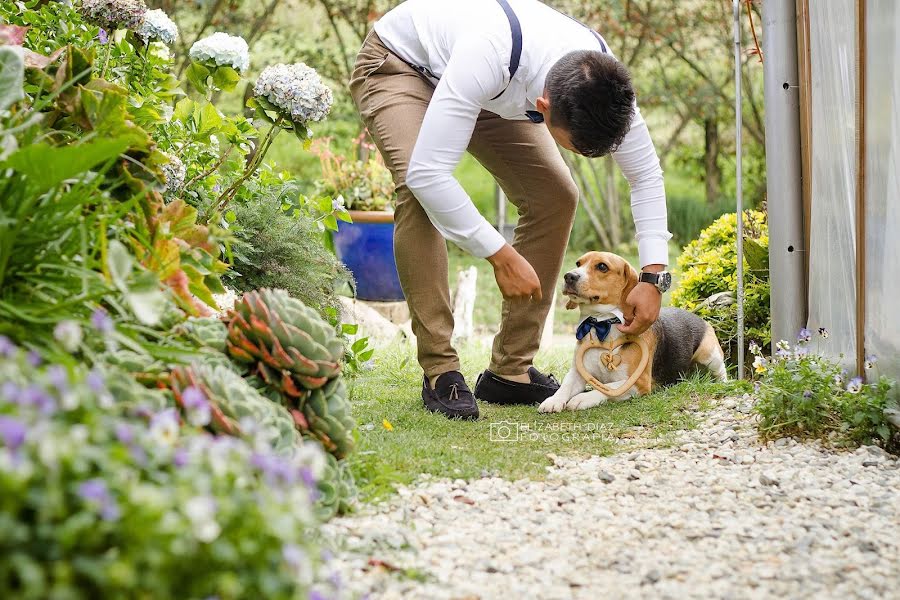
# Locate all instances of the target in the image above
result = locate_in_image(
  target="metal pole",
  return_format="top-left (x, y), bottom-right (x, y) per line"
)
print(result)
top-left (734, 0), bottom-right (746, 379)
top-left (763, 0), bottom-right (807, 346)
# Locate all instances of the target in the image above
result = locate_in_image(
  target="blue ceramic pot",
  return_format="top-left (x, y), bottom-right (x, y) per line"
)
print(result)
top-left (332, 211), bottom-right (404, 301)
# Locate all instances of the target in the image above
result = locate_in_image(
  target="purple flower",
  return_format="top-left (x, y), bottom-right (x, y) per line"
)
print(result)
top-left (1, 381), bottom-right (21, 403)
top-left (795, 346), bottom-right (810, 359)
top-left (251, 452), bottom-right (298, 487)
top-left (818, 327), bottom-right (829, 339)
top-left (802, 390), bottom-right (813, 399)
top-left (91, 308), bottom-right (114, 334)
top-left (77, 478), bottom-right (120, 521)
top-left (26, 351), bottom-right (42, 367)
top-left (797, 327), bottom-right (812, 343)
top-left (847, 376), bottom-right (864, 394)
top-left (47, 365), bottom-right (69, 392)
top-left (97, 28), bottom-right (109, 44)
top-left (775, 348), bottom-right (791, 360)
top-left (181, 386), bottom-right (211, 427)
top-left (864, 354), bottom-right (877, 370)
top-left (309, 591), bottom-right (327, 600)
top-left (115, 423), bottom-right (134, 444)
top-left (20, 385), bottom-right (56, 414)
top-left (149, 408), bottom-right (179, 445)
top-left (0, 336), bottom-right (17, 357)
top-left (173, 447), bottom-right (189, 467)
top-left (0, 416), bottom-right (26, 452)
top-left (299, 465), bottom-right (316, 488)
top-left (86, 369), bottom-right (106, 394)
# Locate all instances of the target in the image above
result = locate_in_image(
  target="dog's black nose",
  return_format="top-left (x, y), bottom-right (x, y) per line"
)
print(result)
top-left (564, 272), bottom-right (578, 285)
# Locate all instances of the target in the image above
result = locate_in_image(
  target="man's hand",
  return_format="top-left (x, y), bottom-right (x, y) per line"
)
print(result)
top-left (487, 244), bottom-right (542, 302)
top-left (617, 264), bottom-right (665, 335)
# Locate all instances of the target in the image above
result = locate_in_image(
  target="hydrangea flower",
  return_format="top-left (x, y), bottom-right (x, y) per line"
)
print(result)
top-left (161, 154), bottom-right (186, 195)
top-left (53, 320), bottom-right (83, 352)
top-left (136, 8), bottom-right (178, 45)
top-left (846, 376), bottom-right (863, 394)
top-left (254, 63), bottom-right (333, 124)
top-left (797, 327), bottom-right (812, 343)
top-left (189, 32), bottom-right (250, 73)
top-left (80, 0), bottom-right (148, 32)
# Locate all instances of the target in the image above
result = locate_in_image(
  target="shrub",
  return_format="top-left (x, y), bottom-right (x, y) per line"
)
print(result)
top-left (667, 195), bottom-right (735, 245)
top-left (753, 333), bottom-right (898, 453)
top-left (227, 169), bottom-right (351, 314)
top-left (0, 348), bottom-right (341, 599)
top-left (672, 210), bottom-right (770, 363)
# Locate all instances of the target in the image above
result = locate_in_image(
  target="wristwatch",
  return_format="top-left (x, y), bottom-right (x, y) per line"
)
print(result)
top-left (639, 271), bottom-right (672, 294)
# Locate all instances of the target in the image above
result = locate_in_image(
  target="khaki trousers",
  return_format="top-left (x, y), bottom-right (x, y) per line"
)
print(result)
top-left (349, 32), bottom-right (578, 378)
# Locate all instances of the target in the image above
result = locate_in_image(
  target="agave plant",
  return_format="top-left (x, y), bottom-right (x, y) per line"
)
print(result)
top-left (170, 363), bottom-right (301, 454)
top-left (225, 288), bottom-right (343, 395)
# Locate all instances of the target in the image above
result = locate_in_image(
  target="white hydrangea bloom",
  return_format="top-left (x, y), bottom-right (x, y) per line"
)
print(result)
top-left (161, 154), bottom-right (186, 194)
top-left (80, 0), bottom-right (147, 31)
top-left (189, 32), bottom-right (250, 73)
top-left (253, 63), bottom-right (333, 125)
top-left (136, 8), bottom-right (178, 45)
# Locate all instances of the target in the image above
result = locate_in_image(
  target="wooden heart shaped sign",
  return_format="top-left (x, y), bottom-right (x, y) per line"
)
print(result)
top-left (574, 335), bottom-right (650, 398)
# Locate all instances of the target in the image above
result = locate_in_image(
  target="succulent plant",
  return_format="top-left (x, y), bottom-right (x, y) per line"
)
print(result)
top-left (170, 363), bottom-right (301, 454)
top-left (316, 452), bottom-right (357, 519)
top-left (291, 376), bottom-right (354, 459)
top-left (226, 289), bottom-right (343, 395)
top-left (178, 316), bottom-right (228, 352)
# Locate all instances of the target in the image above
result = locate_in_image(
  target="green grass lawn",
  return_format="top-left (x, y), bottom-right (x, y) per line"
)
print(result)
top-left (345, 341), bottom-right (747, 502)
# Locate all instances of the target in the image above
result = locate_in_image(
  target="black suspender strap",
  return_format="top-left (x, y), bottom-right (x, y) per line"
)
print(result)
top-left (490, 0), bottom-right (608, 105)
top-left (491, 0), bottom-right (523, 101)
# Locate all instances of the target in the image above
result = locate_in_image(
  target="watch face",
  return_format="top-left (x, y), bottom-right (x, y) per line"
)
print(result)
top-left (659, 272), bottom-right (672, 292)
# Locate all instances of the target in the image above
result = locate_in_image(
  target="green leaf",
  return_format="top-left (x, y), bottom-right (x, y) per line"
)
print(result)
top-left (197, 101), bottom-right (222, 135)
top-left (173, 97), bottom-right (194, 123)
top-left (341, 323), bottom-right (358, 335)
top-left (0, 46), bottom-right (24, 111)
top-left (323, 214), bottom-right (338, 231)
top-left (336, 209), bottom-right (352, 223)
top-left (4, 136), bottom-right (131, 195)
top-left (211, 66), bottom-right (241, 92)
top-left (225, 210), bottom-right (237, 223)
top-left (743, 237), bottom-right (769, 273)
top-left (351, 337), bottom-right (369, 353)
top-left (126, 285), bottom-right (167, 326)
top-left (316, 196), bottom-right (332, 212)
top-left (185, 61), bottom-right (210, 95)
top-left (107, 240), bottom-right (134, 291)
top-left (358, 349), bottom-right (375, 362)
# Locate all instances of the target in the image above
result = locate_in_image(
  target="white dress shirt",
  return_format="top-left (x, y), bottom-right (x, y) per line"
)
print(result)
top-left (374, 0), bottom-right (672, 267)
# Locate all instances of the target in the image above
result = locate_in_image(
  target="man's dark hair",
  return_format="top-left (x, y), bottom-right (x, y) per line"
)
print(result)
top-left (545, 51), bottom-right (636, 158)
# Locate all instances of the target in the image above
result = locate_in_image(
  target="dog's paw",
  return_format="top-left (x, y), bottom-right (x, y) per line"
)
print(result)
top-left (538, 394), bottom-right (568, 413)
top-left (565, 390), bottom-right (607, 411)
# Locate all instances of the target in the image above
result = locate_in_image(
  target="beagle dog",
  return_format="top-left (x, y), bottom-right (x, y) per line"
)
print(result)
top-left (539, 251), bottom-right (727, 413)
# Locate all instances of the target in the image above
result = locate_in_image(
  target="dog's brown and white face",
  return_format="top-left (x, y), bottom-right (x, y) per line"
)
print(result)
top-left (562, 251), bottom-right (639, 310)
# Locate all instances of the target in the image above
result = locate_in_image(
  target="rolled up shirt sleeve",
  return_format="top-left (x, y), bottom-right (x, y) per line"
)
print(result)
top-left (405, 37), bottom-right (508, 258)
top-left (612, 105), bottom-right (672, 268)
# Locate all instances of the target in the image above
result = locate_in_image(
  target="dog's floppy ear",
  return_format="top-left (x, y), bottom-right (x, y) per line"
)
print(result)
top-left (619, 260), bottom-right (639, 308)
top-left (565, 299), bottom-right (577, 310)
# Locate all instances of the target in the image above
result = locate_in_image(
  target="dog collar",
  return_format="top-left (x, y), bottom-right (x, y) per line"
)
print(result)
top-left (575, 316), bottom-right (622, 342)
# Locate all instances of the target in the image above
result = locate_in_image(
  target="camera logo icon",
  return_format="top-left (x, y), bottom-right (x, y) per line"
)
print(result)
top-left (490, 421), bottom-right (519, 442)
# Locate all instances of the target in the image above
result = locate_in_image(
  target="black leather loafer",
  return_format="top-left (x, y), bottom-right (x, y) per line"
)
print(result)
top-left (422, 371), bottom-right (479, 420)
top-left (473, 367), bottom-right (560, 406)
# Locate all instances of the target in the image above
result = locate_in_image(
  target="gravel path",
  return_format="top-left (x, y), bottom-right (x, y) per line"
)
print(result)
top-left (324, 396), bottom-right (900, 599)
